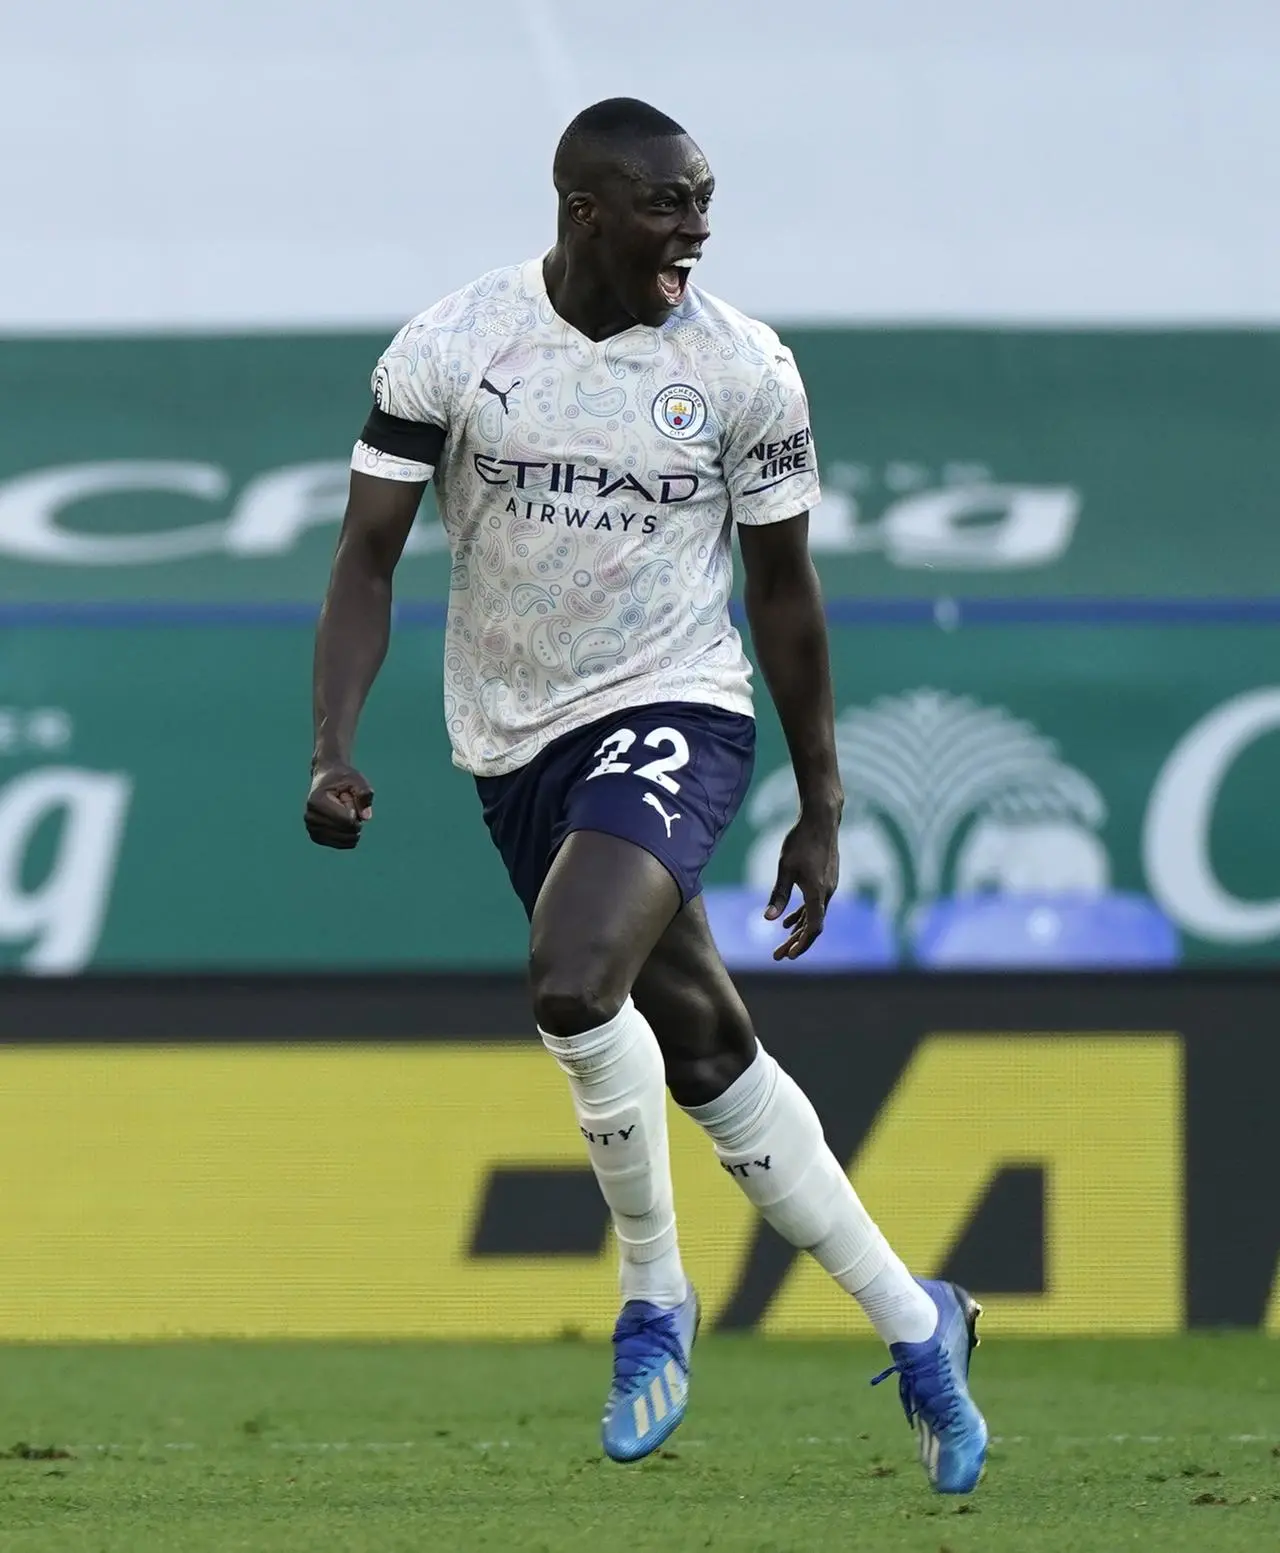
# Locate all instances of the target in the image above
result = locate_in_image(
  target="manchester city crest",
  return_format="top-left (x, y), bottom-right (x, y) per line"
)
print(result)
top-left (651, 383), bottom-right (707, 441)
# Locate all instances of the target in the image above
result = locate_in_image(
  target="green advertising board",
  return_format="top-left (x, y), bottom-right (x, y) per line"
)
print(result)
top-left (4, 621), bottom-right (1280, 971)
top-left (1, 329), bottom-right (1277, 605)
top-left (2, 326), bottom-right (1278, 969)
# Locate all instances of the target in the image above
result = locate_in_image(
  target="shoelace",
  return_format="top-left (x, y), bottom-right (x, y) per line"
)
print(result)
top-left (611, 1309), bottom-right (686, 1397)
top-left (871, 1348), bottom-right (961, 1434)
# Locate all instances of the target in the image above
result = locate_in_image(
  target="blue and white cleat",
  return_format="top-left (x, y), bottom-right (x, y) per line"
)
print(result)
top-left (600, 1286), bottom-right (699, 1463)
top-left (871, 1278), bottom-right (989, 1494)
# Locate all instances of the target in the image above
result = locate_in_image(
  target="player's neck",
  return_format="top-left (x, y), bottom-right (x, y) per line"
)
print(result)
top-left (542, 248), bottom-right (637, 342)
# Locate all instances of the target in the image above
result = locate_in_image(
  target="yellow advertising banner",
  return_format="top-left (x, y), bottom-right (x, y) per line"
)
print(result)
top-left (0, 1036), bottom-right (1193, 1341)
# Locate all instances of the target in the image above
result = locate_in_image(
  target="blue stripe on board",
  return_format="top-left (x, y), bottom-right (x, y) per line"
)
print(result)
top-left (820, 596), bottom-right (1280, 626)
top-left (0, 600), bottom-right (327, 628)
top-left (3, 597), bottom-right (1280, 629)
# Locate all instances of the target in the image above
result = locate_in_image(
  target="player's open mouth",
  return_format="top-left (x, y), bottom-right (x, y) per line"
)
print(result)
top-left (657, 257), bottom-right (698, 306)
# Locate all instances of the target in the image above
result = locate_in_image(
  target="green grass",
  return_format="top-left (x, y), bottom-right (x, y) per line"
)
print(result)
top-left (0, 1335), bottom-right (1275, 1551)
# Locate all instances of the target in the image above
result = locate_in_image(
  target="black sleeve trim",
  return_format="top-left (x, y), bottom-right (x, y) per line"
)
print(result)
top-left (359, 405), bottom-right (446, 464)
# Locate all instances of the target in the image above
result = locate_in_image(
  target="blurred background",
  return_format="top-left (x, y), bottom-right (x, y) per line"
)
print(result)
top-left (0, 0), bottom-right (1276, 1343)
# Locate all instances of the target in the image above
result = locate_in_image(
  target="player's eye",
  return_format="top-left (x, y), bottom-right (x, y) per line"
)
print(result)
top-left (696, 193), bottom-right (713, 212)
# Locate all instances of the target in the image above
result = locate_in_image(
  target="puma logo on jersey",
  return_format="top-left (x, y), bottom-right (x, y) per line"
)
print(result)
top-left (642, 792), bottom-right (681, 838)
top-left (479, 377), bottom-right (522, 414)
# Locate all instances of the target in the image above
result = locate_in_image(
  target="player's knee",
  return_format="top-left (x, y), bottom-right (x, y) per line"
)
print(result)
top-left (530, 956), bottom-right (628, 1038)
top-left (532, 981), bottom-right (627, 1037)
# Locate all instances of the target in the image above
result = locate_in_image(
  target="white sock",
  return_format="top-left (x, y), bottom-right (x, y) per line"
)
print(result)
top-left (683, 1044), bottom-right (937, 1346)
top-left (540, 997), bottom-right (688, 1309)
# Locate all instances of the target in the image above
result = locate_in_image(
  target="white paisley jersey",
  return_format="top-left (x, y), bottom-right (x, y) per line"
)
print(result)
top-left (352, 256), bottom-right (821, 777)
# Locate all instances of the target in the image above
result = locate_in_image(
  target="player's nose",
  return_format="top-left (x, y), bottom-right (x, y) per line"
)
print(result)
top-left (680, 207), bottom-right (710, 242)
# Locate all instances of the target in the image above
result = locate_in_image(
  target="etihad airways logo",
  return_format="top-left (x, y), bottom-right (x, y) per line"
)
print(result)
top-left (472, 455), bottom-right (698, 505)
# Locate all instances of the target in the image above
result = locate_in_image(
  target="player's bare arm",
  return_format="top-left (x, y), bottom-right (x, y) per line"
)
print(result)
top-left (739, 512), bottom-right (844, 959)
top-left (305, 470), bottom-right (425, 849)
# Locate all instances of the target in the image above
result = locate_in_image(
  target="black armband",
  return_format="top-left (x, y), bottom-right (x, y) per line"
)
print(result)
top-left (358, 405), bottom-right (446, 464)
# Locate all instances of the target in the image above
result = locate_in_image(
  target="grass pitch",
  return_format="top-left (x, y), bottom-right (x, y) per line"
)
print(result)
top-left (0, 1334), bottom-right (1274, 1552)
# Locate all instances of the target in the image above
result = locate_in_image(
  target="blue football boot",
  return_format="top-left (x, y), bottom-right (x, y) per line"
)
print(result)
top-left (871, 1278), bottom-right (988, 1493)
top-left (600, 1286), bottom-right (699, 1463)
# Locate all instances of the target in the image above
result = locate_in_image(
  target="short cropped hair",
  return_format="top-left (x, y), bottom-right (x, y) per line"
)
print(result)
top-left (553, 98), bottom-right (688, 193)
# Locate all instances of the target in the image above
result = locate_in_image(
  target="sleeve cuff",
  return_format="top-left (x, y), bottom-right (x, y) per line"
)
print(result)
top-left (350, 441), bottom-right (435, 483)
top-left (733, 474), bottom-right (821, 526)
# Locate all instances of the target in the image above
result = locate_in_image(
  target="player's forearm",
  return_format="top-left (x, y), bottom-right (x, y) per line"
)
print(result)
top-left (744, 561), bottom-right (844, 818)
top-left (311, 533), bottom-right (394, 767)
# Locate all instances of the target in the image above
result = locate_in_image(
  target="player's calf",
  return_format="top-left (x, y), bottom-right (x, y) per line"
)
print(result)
top-left (632, 898), bottom-right (759, 1107)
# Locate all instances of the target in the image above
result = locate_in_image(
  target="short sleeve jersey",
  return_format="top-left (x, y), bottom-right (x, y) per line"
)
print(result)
top-left (352, 256), bottom-right (821, 777)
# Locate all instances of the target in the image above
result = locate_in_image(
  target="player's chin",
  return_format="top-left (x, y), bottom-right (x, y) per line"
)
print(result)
top-left (628, 284), bottom-right (678, 329)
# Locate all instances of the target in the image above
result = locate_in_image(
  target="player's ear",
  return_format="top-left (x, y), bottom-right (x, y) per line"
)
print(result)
top-left (566, 192), bottom-right (599, 235)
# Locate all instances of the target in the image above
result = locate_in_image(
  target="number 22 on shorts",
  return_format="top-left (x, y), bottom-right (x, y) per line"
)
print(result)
top-left (585, 727), bottom-right (690, 794)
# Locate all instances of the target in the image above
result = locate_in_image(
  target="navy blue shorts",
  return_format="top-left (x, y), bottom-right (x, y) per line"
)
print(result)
top-left (475, 701), bottom-right (757, 919)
